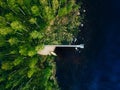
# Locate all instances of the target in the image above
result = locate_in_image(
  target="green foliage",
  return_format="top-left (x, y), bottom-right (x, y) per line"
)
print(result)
top-left (58, 0), bottom-right (76, 16)
top-left (0, 36), bottom-right (6, 47)
top-left (10, 21), bottom-right (25, 31)
top-left (5, 13), bottom-right (16, 22)
top-left (52, 0), bottom-right (59, 13)
top-left (35, 45), bottom-right (44, 52)
top-left (30, 30), bottom-right (43, 39)
top-left (27, 49), bottom-right (37, 57)
top-left (58, 7), bottom-right (67, 16)
top-left (29, 18), bottom-right (37, 24)
top-left (1, 61), bottom-right (13, 70)
top-left (60, 0), bottom-right (67, 4)
top-left (0, 0), bottom-right (82, 89)
top-left (8, 37), bottom-right (18, 45)
top-left (27, 68), bottom-right (36, 78)
top-left (13, 56), bottom-right (23, 66)
top-left (0, 27), bottom-right (13, 36)
top-left (7, 0), bottom-right (19, 12)
top-left (0, 0), bottom-right (7, 8)
top-left (31, 5), bottom-right (40, 16)
top-left (44, 6), bottom-right (54, 20)
top-left (19, 45), bottom-right (29, 56)
top-left (28, 58), bottom-right (38, 68)
top-left (0, 16), bottom-right (6, 26)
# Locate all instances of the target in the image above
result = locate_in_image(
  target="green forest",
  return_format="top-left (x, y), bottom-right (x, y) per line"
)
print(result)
top-left (0, 0), bottom-right (83, 89)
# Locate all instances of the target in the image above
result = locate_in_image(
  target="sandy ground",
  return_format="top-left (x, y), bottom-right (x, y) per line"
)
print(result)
top-left (38, 45), bottom-right (56, 55)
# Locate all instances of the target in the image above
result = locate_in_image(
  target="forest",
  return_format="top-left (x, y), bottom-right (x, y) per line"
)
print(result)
top-left (0, 0), bottom-right (83, 89)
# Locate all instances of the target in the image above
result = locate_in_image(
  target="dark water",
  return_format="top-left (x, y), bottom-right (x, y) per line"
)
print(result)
top-left (55, 0), bottom-right (120, 90)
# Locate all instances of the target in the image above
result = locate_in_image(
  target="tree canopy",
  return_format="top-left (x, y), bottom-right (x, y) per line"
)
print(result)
top-left (0, 0), bottom-right (82, 89)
